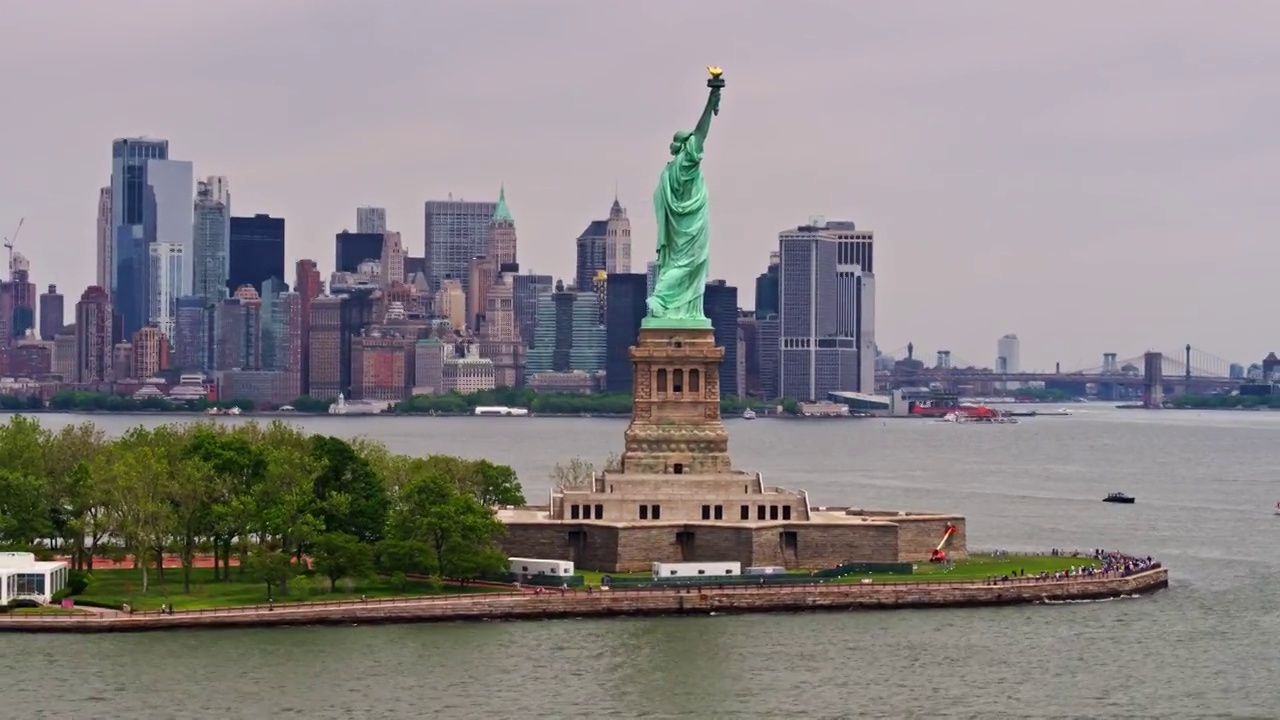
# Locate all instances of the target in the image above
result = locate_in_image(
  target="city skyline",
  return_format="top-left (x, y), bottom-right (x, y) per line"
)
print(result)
top-left (2, 2), bottom-right (1277, 369)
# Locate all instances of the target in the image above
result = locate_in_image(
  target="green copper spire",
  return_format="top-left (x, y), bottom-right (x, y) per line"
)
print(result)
top-left (492, 184), bottom-right (514, 223)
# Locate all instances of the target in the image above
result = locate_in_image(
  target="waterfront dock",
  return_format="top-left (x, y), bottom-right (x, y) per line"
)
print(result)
top-left (0, 566), bottom-right (1168, 633)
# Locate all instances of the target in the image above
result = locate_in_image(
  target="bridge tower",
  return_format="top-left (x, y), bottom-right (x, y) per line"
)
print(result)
top-left (1142, 351), bottom-right (1164, 408)
top-left (1185, 344), bottom-right (1193, 383)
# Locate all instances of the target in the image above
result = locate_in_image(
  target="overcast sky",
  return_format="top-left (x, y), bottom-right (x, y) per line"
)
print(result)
top-left (2, 0), bottom-right (1277, 371)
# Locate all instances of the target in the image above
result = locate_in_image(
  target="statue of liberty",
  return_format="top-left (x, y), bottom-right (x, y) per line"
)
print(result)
top-left (644, 67), bottom-right (726, 329)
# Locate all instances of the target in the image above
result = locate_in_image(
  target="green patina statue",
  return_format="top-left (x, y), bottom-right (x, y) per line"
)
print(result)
top-left (643, 66), bottom-right (726, 329)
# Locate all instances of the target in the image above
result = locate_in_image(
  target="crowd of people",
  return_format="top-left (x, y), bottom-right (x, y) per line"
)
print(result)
top-left (987, 549), bottom-right (1159, 585)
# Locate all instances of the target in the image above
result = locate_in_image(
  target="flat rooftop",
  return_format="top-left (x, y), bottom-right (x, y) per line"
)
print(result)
top-left (496, 506), bottom-right (960, 525)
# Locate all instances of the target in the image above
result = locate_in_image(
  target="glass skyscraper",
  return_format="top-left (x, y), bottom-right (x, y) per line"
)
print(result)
top-left (110, 137), bottom-right (193, 337)
top-left (193, 176), bottom-right (231, 309)
top-left (423, 199), bottom-right (497, 297)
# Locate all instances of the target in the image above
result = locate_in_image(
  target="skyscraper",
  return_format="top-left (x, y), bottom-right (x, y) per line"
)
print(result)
top-left (192, 176), bottom-right (231, 308)
top-left (488, 186), bottom-right (518, 270)
top-left (997, 334), bottom-right (1021, 374)
top-left (148, 242), bottom-right (185, 340)
top-left (704, 280), bottom-right (740, 398)
top-left (75, 286), bottom-right (112, 383)
top-left (173, 295), bottom-right (209, 371)
top-left (294, 259), bottom-right (322, 394)
top-left (95, 187), bottom-right (112, 291)
top-left (777, 219), bottom-right (875, 400)
top-left (380, 231), bottom-right (406, 286)
top-left (754, 252), bottom-right (780, 319)
top-left (424, 197), bottom-right (497, 297)
top-left (335, 231), bottom-right (384, 274)
top-left (512, 272), bottom-right (553, 349)
top-left (228, 214), bottom-right (285, 295)
top-left (356, 206), bottom-right (387, 234)
top-left (110, 137), bottom-right (193, 337)
top-left (604, 273), bottom-right (648, 393)
top-left (38, 285), bottom-right (63, 341)
top-left (575, 197), bottom-right (631, 291)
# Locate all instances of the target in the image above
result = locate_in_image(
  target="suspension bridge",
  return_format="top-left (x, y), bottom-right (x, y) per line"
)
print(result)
top-left (884, 345), bottom-right (1241, 403)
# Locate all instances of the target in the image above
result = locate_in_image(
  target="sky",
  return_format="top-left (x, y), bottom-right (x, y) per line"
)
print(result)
top-left (2, 0), bottom-right (1278, 372)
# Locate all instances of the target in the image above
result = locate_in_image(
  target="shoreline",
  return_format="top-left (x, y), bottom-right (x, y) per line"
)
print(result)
top-left (0, 567), bottom-right (1168, 633)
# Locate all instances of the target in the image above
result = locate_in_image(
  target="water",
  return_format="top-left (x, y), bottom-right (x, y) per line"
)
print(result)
top-left (2, 407), bottom-right (1278, 718)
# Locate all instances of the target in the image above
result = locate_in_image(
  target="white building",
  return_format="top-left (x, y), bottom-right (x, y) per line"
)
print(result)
top-left (997, 334), bottom-right (1021, 374)
top-left (357, 206), bottom-right (387, 233)
top-left (0, 552), bottom-right (69, 605)
top-left (149, 241), bottom-right (187, 340)
top-left (443, 343), bottom-right (496, 394)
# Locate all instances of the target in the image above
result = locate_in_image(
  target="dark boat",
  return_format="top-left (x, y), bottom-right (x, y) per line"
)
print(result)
top-left (1103, 492), bottom-right (1135, 504)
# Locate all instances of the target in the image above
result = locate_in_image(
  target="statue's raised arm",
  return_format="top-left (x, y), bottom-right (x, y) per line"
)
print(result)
top-left (644, 67), bottom-right (728, 329)
top-left (693, 66), bottom-right (725, 146)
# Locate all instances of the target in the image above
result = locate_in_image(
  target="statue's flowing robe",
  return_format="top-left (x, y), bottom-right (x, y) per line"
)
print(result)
top-left (647, 134), bottom-right (710, 320)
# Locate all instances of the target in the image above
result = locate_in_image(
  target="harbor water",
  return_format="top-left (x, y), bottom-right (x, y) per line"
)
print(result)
top-left (1, 407), bottom-right (1277, 718)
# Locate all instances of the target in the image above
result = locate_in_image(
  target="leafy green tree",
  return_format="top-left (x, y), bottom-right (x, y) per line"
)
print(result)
top-left (310, 435), bottom-right (389, 543)
top-left (0, 470), bottom-right (52, 546)
top-left (312, 532), bottom-right (375, 591)
top-left (471, 460), bottom-right (525, 507)
top-left (390, 471), bottom-right (507, 580)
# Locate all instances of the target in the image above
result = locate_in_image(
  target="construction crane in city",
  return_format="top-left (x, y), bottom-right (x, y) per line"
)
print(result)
top-left (3, 217), bottom-right (23, 278)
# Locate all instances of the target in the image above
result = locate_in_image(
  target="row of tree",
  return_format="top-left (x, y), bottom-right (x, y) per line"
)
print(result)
top-left (395, 387), bottom-right (769, 415)
top-left (0, 417), bottom-right (526, 597)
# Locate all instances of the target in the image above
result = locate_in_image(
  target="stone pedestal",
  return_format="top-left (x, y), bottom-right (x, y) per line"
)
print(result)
top-left (622, 327), bottom-right (732, 475)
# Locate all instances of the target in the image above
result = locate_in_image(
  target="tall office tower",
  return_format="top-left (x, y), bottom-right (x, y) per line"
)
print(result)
top-left (95, 187), bottom-right (112, 290)
top-left (53, 325), bottom-right (77, 380)
top-left (996, 334), bottom-right (1021, 374)
top-left (477, 270), bottom-right (524, 387)
top-left (335, 231), bottom-right (384, 274)
top-left (575, 197), bottom-right (632, 292)
top-left (423, 196), bottom-right (497, 297)
top-left (739, 312), bottom-right (760, 397)
top-left (259, 277), bottom-right (289, 370)
top-left (645, 261), bottom-right (657, 297)
top-left (148, 242), bottom-right (185, 340)
top-left (356, 206), bottom-right (387, 234)
top-left (192, 177), bottom-right (231, 308)
top-left (467, 255), bottom-right (494, 331)
top-left (111, 342), bottom-right (134, 382)
top-left (777, 219), bottom-right (875, 400)
top-left (488, 186), bottom-right (518, 270)
top-left (277, 291), bottom-right (303, 398)
top-left (604, 273), bottom-right (648, 393)
top-left (173, 296), bottom-right (208, 371)
top-left (512, 272), bottom-right (553, 348)
top-left (434, 278), bottom-right (466, 331)
top-left (294, 259), bottom-right (322, 394)
top-left (524, 284), bottom-right (607, 375)
top-left (110, 137), bottom-right (193, 337)
top-left (754, 251), bottom-right (780, 319)
top-left (379, 231), bottom-right (406, 287)
top-left (75, 285), bottom-right (112, 383)
top-left (6, 254), bottom-right (36, 341)
top-left (756, 314), bottom-right (780, 399)
top-left (604, 196), bottom-right (631, 275)
top-left (351, 332), bottom-right (415, 401)
top-left (704, 280), bottom-right (740, 398)
top-left (39, 284), bottom-right (63, 341)
top-left (228, 214), bottom-right (285, 295)
top-left (307, 295), bottom-right (346, 399)
top-left (214, 286), bottom-right (263, 371)
top-left (131, 326), bottom-right (170, 379)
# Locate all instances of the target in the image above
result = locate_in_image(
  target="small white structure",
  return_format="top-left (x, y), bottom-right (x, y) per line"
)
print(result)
top-left (475, 406), bottom-right (530, 417)
top-left (508, 557), bottom-right (574, 581)
top-left (0, 552), bottom-right (69, 605)
top-left (652, 561), bottom-right (741, 579)
top-left (745, 566), bottom-right (787, 575)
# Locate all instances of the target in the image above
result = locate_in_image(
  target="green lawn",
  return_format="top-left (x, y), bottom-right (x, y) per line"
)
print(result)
top-left (574, 554), bottom-right (1099, 588)
top-left (836, 554), bottom-right (1099, 583)
top-left (6, 607), bottom-right (91, 616)
top-left (76, 567), bottom-right (500, 612)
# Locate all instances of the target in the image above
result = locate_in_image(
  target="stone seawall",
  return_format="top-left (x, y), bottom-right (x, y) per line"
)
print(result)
top-left (0, 568), bottom-right (1167, 634)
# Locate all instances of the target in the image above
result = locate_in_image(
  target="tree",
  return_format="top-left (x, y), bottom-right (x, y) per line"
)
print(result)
top-left (247, 544), bottom-right (293, 601)
top-left (472, 460), bottom-right (526, 507)
top-left (312, 532), bottom-right (374, 591)
top-left (102, 435), bottom-right (173, 594)
top-left (549, 457), bottom-right (595, 491)
top-left (390, 470), bottom-right (507, 580)
top-left (253, 424), bottom-right (322, 593)
top-left (0, 470), bottom-right (52, 546)
top-left (44, 423), bottom-right (109, 570)
top-left (310, 435), bottom-right (389, 543)
top-left (188, 424), bottom-right (267, 581)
